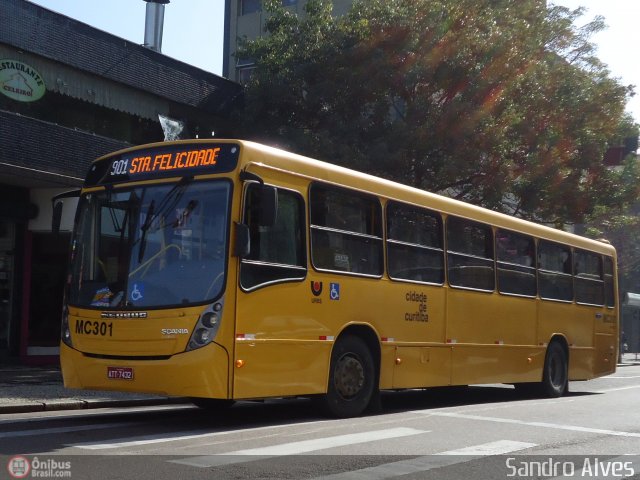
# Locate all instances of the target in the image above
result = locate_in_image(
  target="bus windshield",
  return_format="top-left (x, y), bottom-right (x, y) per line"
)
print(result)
top-left (68, 180), bottom-right (231, 309)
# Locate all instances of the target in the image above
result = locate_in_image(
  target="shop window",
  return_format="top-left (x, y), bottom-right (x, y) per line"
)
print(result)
top-left (0, 221), bottom-right (15, 351)
top-left (28, 233), bottom-right (69, 350)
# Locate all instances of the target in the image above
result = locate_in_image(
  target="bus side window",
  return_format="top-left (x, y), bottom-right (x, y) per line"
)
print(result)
top-left (574, 249), bottom-right (604, 306)
top-left (496, 229), bottom-right (536, 297)
top-left (446, 217), bottom-right (494, 291)
top-left (538, 241), bottom-right (573, 302)
top-left (240, 185), bottom-right (306, 290)
top-left (386, 201), bottom-right (444, 284)
top-left (603, 256), bottom-right (616, 308)
top-left (309, 183), bottom-right (383, 276)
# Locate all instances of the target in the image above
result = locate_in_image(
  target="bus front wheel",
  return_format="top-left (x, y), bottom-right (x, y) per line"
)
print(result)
top-left (318, 335), bottom-right (375, 418)
top-left (541, 341), bottom-right (568, 397)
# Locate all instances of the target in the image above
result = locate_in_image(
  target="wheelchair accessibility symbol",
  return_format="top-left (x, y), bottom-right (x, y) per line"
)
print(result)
top-left (330, 283), bottom-right (340, 301)
top-left (131, 283), bottom-right (144, 302)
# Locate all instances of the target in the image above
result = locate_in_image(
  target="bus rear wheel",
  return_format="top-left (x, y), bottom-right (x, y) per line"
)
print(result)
top-left (318, 335), bottom-right (375, 418)
top-left (541, 341), bottom-right (568, 397)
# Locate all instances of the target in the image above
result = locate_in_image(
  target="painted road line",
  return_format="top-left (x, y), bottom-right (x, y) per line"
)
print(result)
top-left (173, 427), bottom-right (428, 468)
top-left (437, 440), bottom-right (537, 456)
top-left (421, 411), bottom-right (640, 438)
top-left (71, 419), bottom-right (330, 450)
top-left (311, 440), bottom-right (537, 480)
top-left (0, 422), bottom-right (135, 439)
top-left (593, 385), bottom-right (640, 393)
top-left (0, 405), bottom-right (193, 426)
top-left (73, 429), bottom-right (237, 450)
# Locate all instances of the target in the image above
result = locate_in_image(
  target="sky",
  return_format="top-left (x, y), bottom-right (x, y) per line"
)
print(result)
top-left (25, 0), bottom-right (640, 124)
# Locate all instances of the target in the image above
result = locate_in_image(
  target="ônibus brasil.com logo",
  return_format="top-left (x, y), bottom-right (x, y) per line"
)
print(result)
top-left (6, 456), bottom-right (30, 479)
top-left (7, 456), bottom-right (72, 478)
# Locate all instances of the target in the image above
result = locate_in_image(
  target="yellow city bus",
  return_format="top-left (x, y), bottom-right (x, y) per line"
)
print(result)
top-left (54, 139), bottom-right (618, 417)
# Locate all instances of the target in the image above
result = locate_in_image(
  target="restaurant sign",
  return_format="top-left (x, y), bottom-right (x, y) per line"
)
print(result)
top-left (0, 59), bottom-right (46, 102)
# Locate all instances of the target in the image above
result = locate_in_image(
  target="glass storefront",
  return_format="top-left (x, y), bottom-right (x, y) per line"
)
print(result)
top-left (0, 221), bottom-right (15, 355)
top-left (28, 232), bottom-right (69, 354)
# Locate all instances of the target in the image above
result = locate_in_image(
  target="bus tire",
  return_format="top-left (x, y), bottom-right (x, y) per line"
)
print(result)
top-left (541, 341), bottom-right (568, 397)
top-left (318, 335), bottom-right (375, 418)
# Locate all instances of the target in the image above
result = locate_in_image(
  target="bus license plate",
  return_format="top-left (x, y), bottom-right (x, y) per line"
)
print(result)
top-left (107, 366), bottom-right (134, 380)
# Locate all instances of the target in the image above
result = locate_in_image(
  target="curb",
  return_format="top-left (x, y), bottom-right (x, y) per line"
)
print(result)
top-left (0, 397), bottom-right (190, 414)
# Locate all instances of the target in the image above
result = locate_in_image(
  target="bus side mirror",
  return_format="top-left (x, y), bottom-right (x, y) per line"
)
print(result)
top-left (51, 189), bottom-right (80, 235)
top-left (240, 171), bottom-right (278, 227)
top-left (52, 201), bottom-right (63, 235)
top-left (234, 222), bottom-right (250, 258)
top-left (257, 185), bottom-right (278, 227)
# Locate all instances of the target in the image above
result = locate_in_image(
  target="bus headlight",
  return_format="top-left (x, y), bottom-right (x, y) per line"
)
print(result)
top-left (187, 300), bottom-right (223, 351)
top-left (194, 328), bottom-right (211, 344)
top-left (61, 306), bottom-right (73, 348)
top-left (201, 312), bottom-right (219, 328)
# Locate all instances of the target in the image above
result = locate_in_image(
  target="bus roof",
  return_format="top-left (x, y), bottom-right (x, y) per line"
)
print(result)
top-left (92, 139), bottom-right (616, 256)
top-left (238, 140), bottom-right (615, 256)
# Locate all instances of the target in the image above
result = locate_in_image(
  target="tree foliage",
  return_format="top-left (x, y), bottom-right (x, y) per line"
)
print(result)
top-left (237, 0), bottom-right (639, 226)
top-left (585, 203), bottom-right (640, 294)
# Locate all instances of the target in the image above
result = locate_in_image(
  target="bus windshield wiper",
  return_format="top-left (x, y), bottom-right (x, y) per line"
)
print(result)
top-left (135, 176), bottom-right (192, 264)
top-left (138, 199), bottom-right (155, 263)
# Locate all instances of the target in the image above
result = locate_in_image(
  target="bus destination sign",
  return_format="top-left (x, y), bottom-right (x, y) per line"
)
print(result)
top-left (85, 143), bottom-right (240, 186)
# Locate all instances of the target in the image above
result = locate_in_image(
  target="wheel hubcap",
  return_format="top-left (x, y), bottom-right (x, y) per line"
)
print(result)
top-left (334, 354), bottom-right (364, 399)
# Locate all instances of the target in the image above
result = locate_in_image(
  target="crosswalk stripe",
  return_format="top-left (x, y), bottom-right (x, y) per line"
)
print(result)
top-left (311, 440), bottom-right (536, 479)
top-left (72, 429), bottom-right (235, 450)
top-left (593, 385), bottom-right (640, 393)
top-left (70, 419), bottom-right (329, 450)
top-left (437, 440), bottom-right (537, 456)
top-left (422, 411), bottom-right (640, 438)
top-left (172, 427), bottom-right (427, 468)
top-left (0, 422), bottom-right (134, 439)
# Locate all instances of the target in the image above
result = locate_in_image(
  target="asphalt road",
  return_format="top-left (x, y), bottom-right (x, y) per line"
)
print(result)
top-left (2, 365), bottom-right (640, 479)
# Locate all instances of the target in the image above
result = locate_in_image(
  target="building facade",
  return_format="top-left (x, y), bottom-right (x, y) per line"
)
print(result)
top-left (0, 0), bottom-right (242, 364)
top-left (223, 0), bottom-right (353, 82)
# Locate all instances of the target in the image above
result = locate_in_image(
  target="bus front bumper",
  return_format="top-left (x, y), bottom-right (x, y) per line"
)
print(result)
top-left (59, 342), bottom-right (231, 399)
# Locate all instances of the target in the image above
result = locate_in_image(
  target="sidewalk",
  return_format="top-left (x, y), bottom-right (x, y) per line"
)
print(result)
top-left (0, 364), bottom-right (187, 414)
top-left (619, 352), bottom-right (640, 366)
